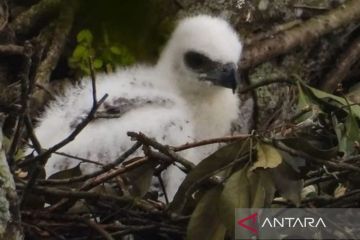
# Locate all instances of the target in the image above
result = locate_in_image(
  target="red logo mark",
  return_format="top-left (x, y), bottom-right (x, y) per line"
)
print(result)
top-left (237, 212), bottom-right (258, 234)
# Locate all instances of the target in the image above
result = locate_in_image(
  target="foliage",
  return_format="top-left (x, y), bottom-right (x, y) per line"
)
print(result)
top-left (68, 29), bottom-right (135, 75)
top-left (17, 79), bottom-right (360, 239)
top-left (183, 81), bottom-right (360, 239)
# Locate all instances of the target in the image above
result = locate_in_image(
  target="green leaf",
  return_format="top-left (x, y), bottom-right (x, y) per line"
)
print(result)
top-left (281, 138), bottom-right (338, 160)
top-left (124, 161), bottom-right (157, 197)
top-left (297, 82), bottom-right (312, 108)
top-left (76, 29), bottom-right (93, 44)
top-left (48, 164), bottom-right (82, 181)
top-left (347, 85), bottom-right (360, 104)
top-left (110, 46), bottom-right (123, 55)
top-left (72, 45), bottom-right (89, 60)
top-left (46, 164), bottom-right (82, 204)
top-left (186, 186), bottom-right (226, 240)
top-left (270, 161), bottom-right (303, 206)
top-left (219, 168), bottom-right (275, 237)
top-left (249, 143), bottom-right (282, 171)
top-left (249, 170), bottom-right (276, 208)
top-left (93, 59), bottom-right (103, 69)
top-left (299, 82), bottom-right (360, 119)
top-left (293, 81), bottom-right (319, 123)
top-left (333, 113), bottom-right (360, 156)
top-left (168, 139), bottom-right (251, 214)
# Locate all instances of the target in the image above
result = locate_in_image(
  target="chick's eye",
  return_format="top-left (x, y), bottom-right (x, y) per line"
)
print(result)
top-left (184, 51), bottom-right (210, 70)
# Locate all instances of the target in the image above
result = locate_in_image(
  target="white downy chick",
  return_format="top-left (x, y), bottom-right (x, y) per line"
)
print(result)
top-left (33, 15), bottom-right (243, 199)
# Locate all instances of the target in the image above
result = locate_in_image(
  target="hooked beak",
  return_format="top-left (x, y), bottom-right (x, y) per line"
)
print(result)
top-left (199, 63), bottom-right (239, 93)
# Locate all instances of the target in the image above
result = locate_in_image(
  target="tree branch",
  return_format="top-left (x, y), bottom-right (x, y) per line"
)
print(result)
top-left (9, 0), bottom-right (62, 36)
top-left (0, 44), bottom-right (25, 56)
top-left (31, 1), bottom-right (77, 110)
top-left (127, 132), bottom-right (195, 171)
top-left (240, 0), bottom-right (360, 69)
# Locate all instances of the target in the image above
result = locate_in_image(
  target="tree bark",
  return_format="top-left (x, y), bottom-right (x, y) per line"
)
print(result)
top-left (0, 114), bottom-right (23, 240)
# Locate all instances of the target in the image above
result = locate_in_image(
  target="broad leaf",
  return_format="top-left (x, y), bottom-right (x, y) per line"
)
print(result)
top-left (299, 82), bottom-right (360, 119)
top-left (331, 97), bottom-right (360, 157)
top-left (76, 29), bottom-right (93, 44)
top-left (124, 161), bottom-right (157, 197)
top-left (48, 164), bottom-right (82, 181)
top-left (186, 186), bottom-right (226, 240)
top-left (45, 164), bottom-right (83, 204)
top-left (169, 139), bottom-right (250, 214)
top-left (249, 143), bottom-right (282, 171)
top-left (281, 137), bottom-right (338, 160)
top-left (270, 161), bottom-right (303, 206)
top-left (219, 167), bottom-right (275, 236)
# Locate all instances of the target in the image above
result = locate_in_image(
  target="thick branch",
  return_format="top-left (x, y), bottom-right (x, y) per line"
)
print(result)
top-left (0, 44), bottom-right (24, 56)
top-left (0, 114), bottom-right (23, 240)
top-left (127, 132), bottom-right (195, 171)
top-left (240, 0), bottom-right (360, 69)
top-left (320, 36), bottom-right (360, 92)
top-left (9, 0), bottom-right (62, 35)
top-left (33, 2), bottom-right (75, 87)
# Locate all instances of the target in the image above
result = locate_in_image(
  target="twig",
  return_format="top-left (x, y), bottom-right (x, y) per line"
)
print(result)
top-left (240, 0), bottom-right (360, 69)
top-left (292, 4), bottom-right (330, 10)
top-left (34, 83), bottom-right (56, 100)
top-left (22, 222), bottom-right (66, 240)
top-left (20, 89), bottom-right (108, 206)
top-left (42, 133), bottom-right (252, 186)
top-left (22, 211), bottom-right (115, 240)
top-left (324, 190), bottom-right (360, 207)
top-left (39, 142), bottom-right (142, 185)
top-left (304, 171), bottom-right (348, 186)
top-left (24, 115), bottom-right (42, 155)
top-left (46, 157), bottom-right (158, 213)
top-left (19, 60), bottom-right (107, 206)
top-left (17, 183), bottom-right (136, 207)
top-left (18, 94), bottom-right (108, 168)
top-left (128, 132), bottom-right (195, 172)
top-left (7, 42), bottom-right (33, 166)
top-left (173, 0), bottom-right (185, 9)
top-left (157, 175), bottom-right (169, 204)
top-left (22, 210), bottom-right (186, 238)
top-left (343, 154), bottom-right (360, 163)
top-left (53, 151), bottom-right (104, 166)
top-left (172, 134), bottom-right (251, 151)
top-left (83, 219), bottom-right (115, 240)
top-left (25, 142), bottom-right (106, 166)
top-left (88, 57), bottom-right (97, 105)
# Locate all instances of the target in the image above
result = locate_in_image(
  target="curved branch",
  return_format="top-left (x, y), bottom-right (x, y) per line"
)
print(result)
top-left (9, 0), bottom-right (62, 36)
top-left (240, 0), bottom-right (360, 69)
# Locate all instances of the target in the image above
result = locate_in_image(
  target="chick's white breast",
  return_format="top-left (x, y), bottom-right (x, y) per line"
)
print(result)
top-left (35, 66), bottom-right (194, 176)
